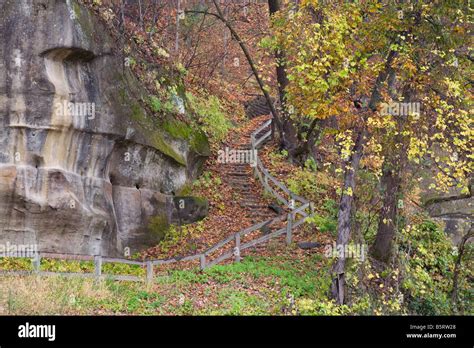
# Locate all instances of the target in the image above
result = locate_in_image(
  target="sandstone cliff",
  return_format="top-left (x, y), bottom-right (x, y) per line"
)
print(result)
top-left (0, 0), bottom-right (209, 256)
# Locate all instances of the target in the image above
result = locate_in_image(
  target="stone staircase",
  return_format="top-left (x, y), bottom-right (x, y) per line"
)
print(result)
top-left (222, 120), bottom-right (284, 237)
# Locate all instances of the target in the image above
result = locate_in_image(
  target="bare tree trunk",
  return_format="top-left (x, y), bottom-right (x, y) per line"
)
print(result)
top-left (221, 1), bottom-right (228, 76)
top-left (138, 0), bottom-right (143, 30)
top-left (120, 0), bottom-right (126, 74)
top-left (331, 126), bottom-right (367, 304)
top-left (370, 11), bottom-right (423, 262)
top-left (268, 0), bottom-right (299, 155)
top-left (175, 0), bottom-right (181, 53)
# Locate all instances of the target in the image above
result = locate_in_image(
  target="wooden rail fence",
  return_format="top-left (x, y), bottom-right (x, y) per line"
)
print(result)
top-left (0, 119), bottom-right (314, 284)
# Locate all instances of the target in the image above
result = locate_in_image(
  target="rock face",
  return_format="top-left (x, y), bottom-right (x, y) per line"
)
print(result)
top-left (425, 194), bottom-right (472, 246)
top-left (419, 167), bottom-right (472, 246)
top-left (0, 0), bottom-right (209, 256)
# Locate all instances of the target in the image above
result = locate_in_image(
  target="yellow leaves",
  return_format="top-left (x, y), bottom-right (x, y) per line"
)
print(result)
top-left (336, 130), bottom-right (355, 161)
top-left (418, 245), bottom-right (428, 256)
top-left (444, 77), bottom-right (462, 98)
top-left (368, 273), bottom-right (375, 280)
top-left (344, 187), bottom-right (353, 197)
top-left (408, 136), bottom-right (428, 162)
top-left (399, 57), bottom-right (417, 76)
top-left (273, 2), bottom-right (364, 125)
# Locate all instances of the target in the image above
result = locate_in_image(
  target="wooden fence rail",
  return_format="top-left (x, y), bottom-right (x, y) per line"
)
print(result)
top-left (0, 119), bottom-right (314, 284)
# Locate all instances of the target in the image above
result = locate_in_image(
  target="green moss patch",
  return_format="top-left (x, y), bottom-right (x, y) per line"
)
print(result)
top-left (129, 103), bottom-right (187, 166)
top-left (148, 214), bottom-right (170, 242)
top-left (162, 119), bottom-right (210, 156)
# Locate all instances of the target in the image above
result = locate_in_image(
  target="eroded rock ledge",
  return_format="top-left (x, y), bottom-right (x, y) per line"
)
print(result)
top-left (0, 0), bottom-right (209, 256)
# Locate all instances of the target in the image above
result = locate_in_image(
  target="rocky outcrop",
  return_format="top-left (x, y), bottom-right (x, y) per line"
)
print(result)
top-left (420, 168), bottom-right (472, 246)
top-left (425, 194), bottom-right (472, 246)
top-left (0, 0), bottom-right (209, 256)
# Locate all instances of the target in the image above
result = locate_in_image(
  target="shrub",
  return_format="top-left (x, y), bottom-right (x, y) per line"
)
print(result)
top-left (186, 91), bottom-right (231, 143)
top-left (398, 216), bottom-right (459, 315)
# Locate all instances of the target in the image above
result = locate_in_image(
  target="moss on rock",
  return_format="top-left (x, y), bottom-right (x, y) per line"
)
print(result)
top-left (129, 103), bottom-right (187, 166)
top-left (162, 119), bottom-right (210, 157)
top-left (148, 214), bottom-right (170, 242)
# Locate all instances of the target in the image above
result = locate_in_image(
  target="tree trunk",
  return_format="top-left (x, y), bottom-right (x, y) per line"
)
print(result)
top-left (268, 0), bottom-right (299, 155)
top-left (371, 85), bottom-right (411, 263)
top-left (370, 157), bottom-right (403, 263)
top-left (331, 49), bottom-right (397, 304)
top-left (331, 126), bottom-right (367, 304)
top-left (211, 0), bottom-right (283, 134)
top-left (175, 0), bottom-right (181, 53)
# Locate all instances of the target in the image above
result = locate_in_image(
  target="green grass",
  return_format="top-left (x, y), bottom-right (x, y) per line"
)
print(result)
top-left (0, 254), bottom-right (331, 315)
top-left (0, 257), bottom-right (145, 276)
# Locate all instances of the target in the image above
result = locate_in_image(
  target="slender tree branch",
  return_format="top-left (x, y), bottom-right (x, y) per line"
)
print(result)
top-left (210, 0), bottom-right (283, 131)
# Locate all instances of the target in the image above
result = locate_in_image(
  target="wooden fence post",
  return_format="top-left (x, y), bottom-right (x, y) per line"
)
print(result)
top-left (234, 234), bottom-right (241, 262)
top-left (200, 254), bottom-right (206, 270)
top-left (32, 253), bottom-right (41, 274)
top-left (94, 255), bottom-right (102, 280)
top-left (263, 176), bottom-right (269, 193)
top-left (253, 163), bottom-right (259, 179)
top-left (286, 213), bottom-right (293, 245)
top-left (146, 261), bottom-right (153, 285)
top-left (289, 194), bottom-right (295, 210)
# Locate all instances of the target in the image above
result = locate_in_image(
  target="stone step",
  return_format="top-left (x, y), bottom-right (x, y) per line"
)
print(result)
top-left (226, 172), bottom-right (248, 177)
top-left (245, 204), bottom-right (273, 209)
top-left (230, 185), bottom-right (253, 191)
top-left (248, 213), bottom-right (275, 219)
top-left (240, 203), bottom-right (269, 210)
top-left (224, 166), bottom-right (251, 172)
top-left (229, 182), bottom-right (253, 188)
top-left (240, 198), bottom-right (261, 203)
top-left (237, 190), bottom-right (258, 195)
top-left (227, 174), bottom-right (252, 179)
top-left (247, 207), bottom-right (275, 212)
top-left (240, 197), bottom-right (262, 203)
top-left (228, 162), bottom-right (252, 166)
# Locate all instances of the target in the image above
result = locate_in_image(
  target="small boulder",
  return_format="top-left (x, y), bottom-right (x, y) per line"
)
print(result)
top-left (297, 242), bottom-right (321, 250)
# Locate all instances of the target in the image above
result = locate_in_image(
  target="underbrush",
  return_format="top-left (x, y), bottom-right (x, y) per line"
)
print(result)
top-left (339, 215), bottom-right (473, 316)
